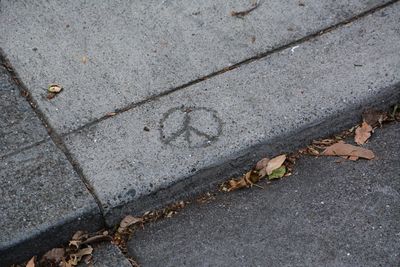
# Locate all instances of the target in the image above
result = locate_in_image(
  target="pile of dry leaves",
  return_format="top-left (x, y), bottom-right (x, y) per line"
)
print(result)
top-left (19, 231), bottom-right (111, 267)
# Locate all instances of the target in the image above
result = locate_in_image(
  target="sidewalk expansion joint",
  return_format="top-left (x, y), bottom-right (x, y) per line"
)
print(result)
top-left (62, 0), bottom-right (400, 138)
top-left (0, 51), bottom-right (107, 228)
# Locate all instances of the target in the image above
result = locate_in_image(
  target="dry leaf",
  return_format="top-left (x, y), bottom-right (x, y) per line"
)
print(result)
top-left (118, 215), bottom-right (143, 233)
top-left (68, 246), bottom-right (93, 266)
top-left (60, 261), bottom-right (71, 267)
top-left (306, 146), bottom-right (320, 156)
top-left (265, 154), bottom-right (286, 175)
top-left (69, 240), bottom-right (81, 248)
top-left (48, 84), bottom-right (63, 93)
top-left (355, 122), bottom-right (373, 145)
top-left (26, 256), bottom-right (36, 267)
top-left (42, 248), bottom-right (65, 262)
top-left (321, 141), bottom-right (374, 160)
top-left (225, 170), bottom-right (260, 191)
top-left (255, 158), bottom-right (269, 170)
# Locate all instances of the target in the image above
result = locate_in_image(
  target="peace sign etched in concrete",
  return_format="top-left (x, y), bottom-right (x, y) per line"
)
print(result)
top-left (159, 106), bottom-right (223, 148)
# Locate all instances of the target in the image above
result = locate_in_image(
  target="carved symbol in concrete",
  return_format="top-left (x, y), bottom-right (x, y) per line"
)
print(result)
top-left (159, 106), bottom-right (223, 148)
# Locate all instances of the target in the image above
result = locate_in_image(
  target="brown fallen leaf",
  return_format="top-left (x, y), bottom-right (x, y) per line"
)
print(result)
top-left (26, 256), bottom-right (36, 267)
top-left (321, 141), bottom-right (374, 160)
top-left (265, 154), bottom-right (286, 175)
top-left (306, 146), bottom-right (320, 156)
top-left (355, 122), bottom-right (373, 145)
top-left (255, 158), bottom-right (269, 170)
top-left (68, 246), bottom-right (93, 266)
top-left (255, 158), bottom-right (270, 178)
top-left (225, 170), bottom-right (261, 192)
top-left (69, 231), bottom-right (89, 248)
top-left (42, 248), bottom-right (65, 263)
top-left (118, 215), bottom-right (143, 233)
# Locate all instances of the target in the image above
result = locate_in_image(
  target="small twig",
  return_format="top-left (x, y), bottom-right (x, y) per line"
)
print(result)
top-left (231, 0), bottom-right (260, 18)
top-left (253, 183), bottom-right (264, 189)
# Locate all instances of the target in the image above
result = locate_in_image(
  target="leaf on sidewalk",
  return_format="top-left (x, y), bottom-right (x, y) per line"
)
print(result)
top-left (26, 256), bottom-right (36, 267)
top-left (256, 158), bottom-right (270, 178)
top-left (225, 170), bottom-right (260, 192)
top-left (118, 215), bottom-right (143, 233)
top-left (69, 231), bottom-right (88, 248)
top-left (48, 84), bottom-right (63, 93)
top-left (355, 122), bottom-right (373, 145)
top-left (255, 158), bottom-right (269, 171)
top-left (68, 246), bottom-right (93, 266)
top-left (42, 248), bottom-right (65, 263)
top-left (268, 166), bottom-right (286, 180)
top-left (321, 141), bottom-right (374, 160)
top-left (265, 154), bottom-right (286, 175)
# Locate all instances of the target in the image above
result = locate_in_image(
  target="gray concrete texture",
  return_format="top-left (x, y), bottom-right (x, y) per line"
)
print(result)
top-left (0, 141), bottom-right (103, 266)
top-left (0, 0), bottom-right (394, 133)
top-left (64, 4), bottom-right (400, 225)
top-left (128, 122), bottom-right (400, 267)
top-left (0, 63), bottom-right (48, 158)
top-left (0, 61), bottom-right (102, 266)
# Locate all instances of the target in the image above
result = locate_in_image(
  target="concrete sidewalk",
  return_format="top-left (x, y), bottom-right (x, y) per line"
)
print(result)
top-left (1, 0), bottom-right (400, 264)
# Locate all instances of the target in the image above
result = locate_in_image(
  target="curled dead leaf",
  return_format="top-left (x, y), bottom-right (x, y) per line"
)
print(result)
top-left (48, 84), bottom-right (63, 93)
top-left (42, 248), bottom-right (65, 263)
top-left (26, 256), bottom-right (36, 267)
top-left (306, 146), bottom-right (320, 156)
top-left (355, 122), bottom-right (373, 145)
top-left (118, 215), bottom-right (143, 233)
top-left (321, 141), bottom-right (374, 160)
top-left (225, 170), bottom-right (260, 192)
top-left (265, 154), bottom-right (286, 175)
top-left (255, 158), bottom-right (269, 170)
top-left (68, 246), bottom-right (93, 266)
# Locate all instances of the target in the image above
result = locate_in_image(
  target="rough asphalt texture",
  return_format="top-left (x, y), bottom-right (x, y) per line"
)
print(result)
top-left (64, 4), bottom-right (400, 225)
top-left (128, 122), bottom-right (400, 267)
top-left (0, 65), bottom-right (103, 266)
top-left (0, 0), bottom-right (394, 133)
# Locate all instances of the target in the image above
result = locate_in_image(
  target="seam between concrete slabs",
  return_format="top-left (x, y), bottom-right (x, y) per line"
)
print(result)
top-left (0, 53), bottom-right (107, 228)
top-left (61, 0), bottom-right (400, 138)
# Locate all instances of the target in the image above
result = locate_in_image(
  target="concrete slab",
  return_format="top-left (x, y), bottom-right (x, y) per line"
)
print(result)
top-left (0, 141), bottom-right (103, 266)
top-left (63, 3), bottom-right (400, 226)
top-left (0, 0), bottom-right (393, 133)
top-left (78, 242), bottom-right (131, 267)
top-left (127, 122), bottom-right (400, 267)
top-left (0, 62), bottom-right (48, 158)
